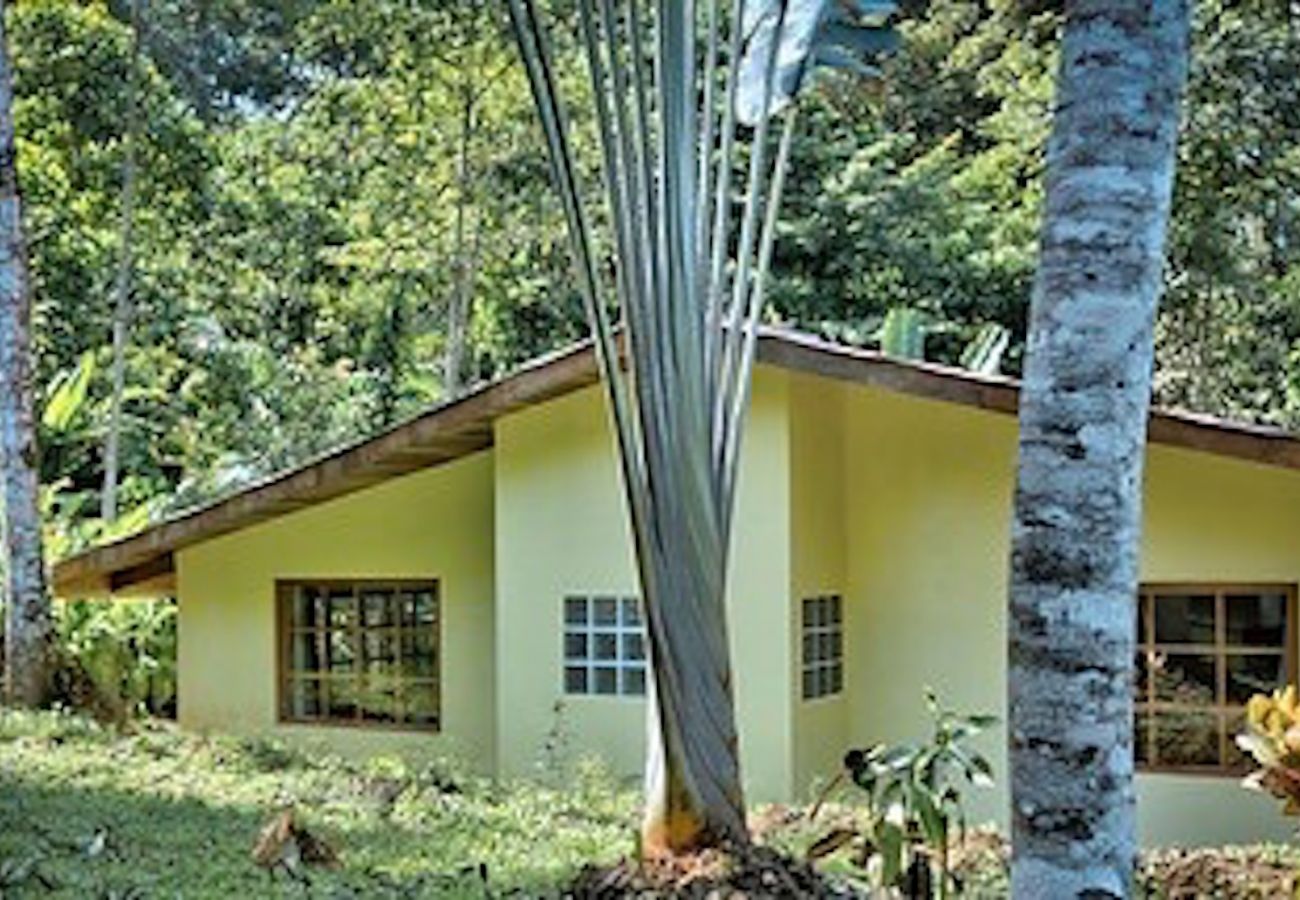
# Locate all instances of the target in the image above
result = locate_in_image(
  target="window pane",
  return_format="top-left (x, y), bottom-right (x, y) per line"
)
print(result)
top-left (1153, 593), bottom-right (1215, 644)
top-left (594, 597), bottom-right (618, 626)
top-left (830, 665), bottom-right (843, 694)
top-left (593, 666), bottom-right (618, 695)
top-left (292, 631), bottom-right (322, 672)
top-left (593, 634), bottom-right (617, 660)
top-left (1135, 710), bottom-right (1152, 765)
top-left (412, 590), bottom-right (437, 625)
top-left (295, 587), bottom-right (326, 629)
top-left (361, 590), bottom-right (395, 627)
top-left (399, 631), bottom-right (436, 677)
top-left (565, 666), bottom-right (589, 694)
top-left (622, 633), bottom-right (645, 662)
top-left (565, 597), bottom-right (588, 625)
top-left (328, 590), bottom-right (356, 629)
top-left (1136, 597), bottom-right (1147, 644)
top-left (803, 633), bottom-right (816, 664)
top-left (288, 678), bottom-right (322, 718)
top-left (404, 681), bottom-right (438, 726)
top-left (1152, 710), bottom-right (1220, 767)
top-left (622, 597), bottom-right (641, 627)
top-left (327, 679), bottom-right (357, 720)
top-left (802, 668), bottom-right (816, 700)
top-left (1226, 593), bottom-right (1287, 647)
top-left (359, 677), bottom-right (400, 722)
top-left (1226, 653), bottom-right (1286, 704)
top-left (623, 667), bottom-right (647, 697)
top-left (1133, 650), bottom-right (1150, 699)
top-left (363, 632), bottom-right (397, 675)
top-left (564, 632), bottom-right (588, 661)
top-left (1152, 653), bottom-right (1217, 706)
top-left (328, 630), bottom-right (356, 672)
top-left (829, 596), bottom-right (842, 625)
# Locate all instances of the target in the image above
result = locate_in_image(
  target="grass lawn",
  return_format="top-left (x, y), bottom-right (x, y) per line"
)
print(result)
top-left (0, 710), bottom-right (637, 898)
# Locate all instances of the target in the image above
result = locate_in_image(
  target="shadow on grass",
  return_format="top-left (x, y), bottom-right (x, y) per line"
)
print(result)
top-left (0, 775), bottom-right (588, 898)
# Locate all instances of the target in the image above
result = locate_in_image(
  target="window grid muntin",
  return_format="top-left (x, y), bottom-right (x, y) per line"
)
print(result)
top-left (1135, 584), bottom-right (1295, 773)
top-left (563, 595), bottom-right (647, 697)
top-left (802, 595), bottom-right (844, 700)
top-left (279, 580), bottom-right (440, 731)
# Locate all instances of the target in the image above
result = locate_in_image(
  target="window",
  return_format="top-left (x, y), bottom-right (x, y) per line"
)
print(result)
top-left (563, 595), bottom-right (647, 697)
top-left (1136, 584), bottom-right (1296, 772)
top-left (802, 595), bottom-right (844, 700)
top-left (278, 580), bottom-right (439, 730)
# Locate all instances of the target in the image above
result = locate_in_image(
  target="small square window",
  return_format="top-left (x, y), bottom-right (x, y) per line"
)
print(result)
top-left (563, 594), bottom-right (648, 698)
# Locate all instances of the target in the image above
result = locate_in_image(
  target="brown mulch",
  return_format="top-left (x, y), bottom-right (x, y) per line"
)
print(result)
top-left (1141, 847), bottom-right (1298, 899)
top-left (565, 841), bottom-right (864, 898)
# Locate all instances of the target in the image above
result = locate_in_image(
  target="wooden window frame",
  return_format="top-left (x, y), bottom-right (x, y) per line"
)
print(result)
top-left (1136, 582), bottom-right (1297, 776)
top-left (276, 578), bottom-right (441, 733)
top-left (801, 595), bottom-right (844, 701)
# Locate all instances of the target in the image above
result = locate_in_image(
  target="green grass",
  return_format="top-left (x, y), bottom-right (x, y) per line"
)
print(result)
top-left (0, 709), bottom-right (637, 898)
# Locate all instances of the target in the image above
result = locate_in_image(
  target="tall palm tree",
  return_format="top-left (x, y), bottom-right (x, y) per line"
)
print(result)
top-left (0, 0), bottom-right (54, 706)
top-left (1007, 0), bottom-right (1190, 894)
top-left (505, 0), bottom-right (896, 853)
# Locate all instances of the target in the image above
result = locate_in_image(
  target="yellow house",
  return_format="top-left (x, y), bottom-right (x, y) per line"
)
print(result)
top-left (53, 329), bottom-right (1300, 847)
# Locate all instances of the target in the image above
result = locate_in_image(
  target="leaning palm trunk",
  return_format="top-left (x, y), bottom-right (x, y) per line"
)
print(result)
top-left (1007, 0), bottom-right (1189, 895)
top-left (506, 0), bottom-right (895, 853)
top-left (0, 5), bottom-right (53, 706)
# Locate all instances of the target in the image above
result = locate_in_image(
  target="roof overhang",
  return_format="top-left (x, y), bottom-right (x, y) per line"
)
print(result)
top-left (53, 329), bottom-right (1300, 598)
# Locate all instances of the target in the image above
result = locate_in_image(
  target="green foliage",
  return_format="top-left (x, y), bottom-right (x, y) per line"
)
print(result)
top-left (841, 690), bottom-right (996, 897)
top-left (54, 599), bottom-right (177, 719)
top-left (0, 711), bottom-right (636, 897)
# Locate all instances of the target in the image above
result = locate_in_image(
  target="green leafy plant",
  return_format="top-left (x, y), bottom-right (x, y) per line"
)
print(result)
top-left (832, 690), bottom-right (996, 898)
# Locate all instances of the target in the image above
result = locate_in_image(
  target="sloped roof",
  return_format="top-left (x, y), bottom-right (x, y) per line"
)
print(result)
top-left (53, 328), bottom-right (1300, 598)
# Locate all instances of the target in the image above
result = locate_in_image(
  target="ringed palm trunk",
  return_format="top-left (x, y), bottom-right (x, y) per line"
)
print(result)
top-left (0, 6), bottom-right (53, 707)
top-left (1008, 0), bottom-right (1189, 895)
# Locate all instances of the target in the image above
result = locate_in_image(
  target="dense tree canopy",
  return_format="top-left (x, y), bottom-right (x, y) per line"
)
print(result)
top-left (8, 0), bottom-right (1298, 543)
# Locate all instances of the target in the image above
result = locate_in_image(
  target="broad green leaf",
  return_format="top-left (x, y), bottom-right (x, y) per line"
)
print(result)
top-left (879, 307), bottom-right (926, 359)
top-left (959, 323), bottom-right (1011, 374)
top-left (43, 351), bottom-right (95, 432)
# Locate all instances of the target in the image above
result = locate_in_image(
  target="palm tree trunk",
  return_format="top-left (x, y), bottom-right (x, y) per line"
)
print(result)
top-left (0, 5), bottom-right (53, 707)
top-left (102, 0), bottom-right (142, 523)
top-left (1007, 0), bottom-right (1189, 895)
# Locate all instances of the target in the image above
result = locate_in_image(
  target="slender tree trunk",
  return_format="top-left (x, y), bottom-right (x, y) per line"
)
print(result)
top-left (1008, 1), bottom-right (1189, 895)
top-left (102, 0), bottom-right (143, 523)
top-left (443, 85), bottom-right (477, 398)
top-left (0, 5), bottom-right (53, 707)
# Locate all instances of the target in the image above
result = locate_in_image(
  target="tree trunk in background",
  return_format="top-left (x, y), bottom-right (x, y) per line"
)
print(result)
top-left (101, 0), bottom-right (142, 523)
top-left (442, 84), bottom-right (479, 398)
top-left (0, 5), bottom-right (53, 707)
top-left (1008, 0), bottom-right (1189, 895)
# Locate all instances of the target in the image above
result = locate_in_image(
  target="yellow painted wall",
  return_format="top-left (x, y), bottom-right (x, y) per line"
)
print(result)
top-left (175, 451), bottom-right (496, 767)
top-left (789, 374), bottom-right (850, 798)
top-left (839, 384), bottom-right (1300, 846)
top-left (493, 368), bottom-right (795, 801)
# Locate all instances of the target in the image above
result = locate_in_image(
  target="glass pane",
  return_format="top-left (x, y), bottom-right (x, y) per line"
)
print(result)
top-left (327, 630), bottom-right (356, 672)
top-left (358, 677), bottom-right (399, 722)
top-left (294, 587), bottom-right (326, 629)
top-left (412, 590), bottom-right (437, 625)
top-left (1226, 653), bottom-right (1286, 704)
top-left (399, 631), bottom-right (436, 677)
top-left (594, 597), bottom-right (618, 626)
top-left (564, 666), bottom-right (589, 694)
top-left (1152, 710), bottom-right (1220, 767)
top-left (594, 634), bottom-right (617, 660)
top-left (292, 631), bottom-right (322, 672)
top-left (361, 590), bottom-right (395, 627)
top-left (363, 632), bottom-right (397, 675)
top-left (289, 678), bottom-right (321, 718)
top-left (829, 597), bottom-right (842, 625)
top-left (564, 597), bottom-right (588, 626)
top-left (1152, 653), bottom-right (1217, 706)
top-left (831, 629), bottom-right (843, 660)
top-left (623, 666), bottom-right (646, 696)
top-left (1226, 593), bottom-right (1287, 647)
top-left (327, 678), bottom-right (357, 720)
top-left (404, 681), bottom-right (438, 726)
top-left (1153, 593), bottom-right (1215, 644)
top-left (1133, 650), bottom-right (1150, 700)
top-left (593, 666), bottom-right (618, 695)
top-left (328, 590), bottom-right (356, 629)
top-left (802, 668), bottom-right (816, 700)
top-left (830, 664), bottom-right (843, 694)
top-left (622, 633), bottom-right (645, 662)
top-left (621, 597), bottom-right (641, 627)
top-left (564, 632), bottom-right (588, 661)
top-left (1136, 597), bottom-right (1147, 644)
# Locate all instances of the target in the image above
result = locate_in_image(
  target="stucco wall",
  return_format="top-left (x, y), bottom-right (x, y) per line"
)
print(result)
top-left (175, 451), bottom-right (496, 766)
top-left (493, 368), bottom-right (795, 801)
top-left (840, 384), bottom-right (1300, 846)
